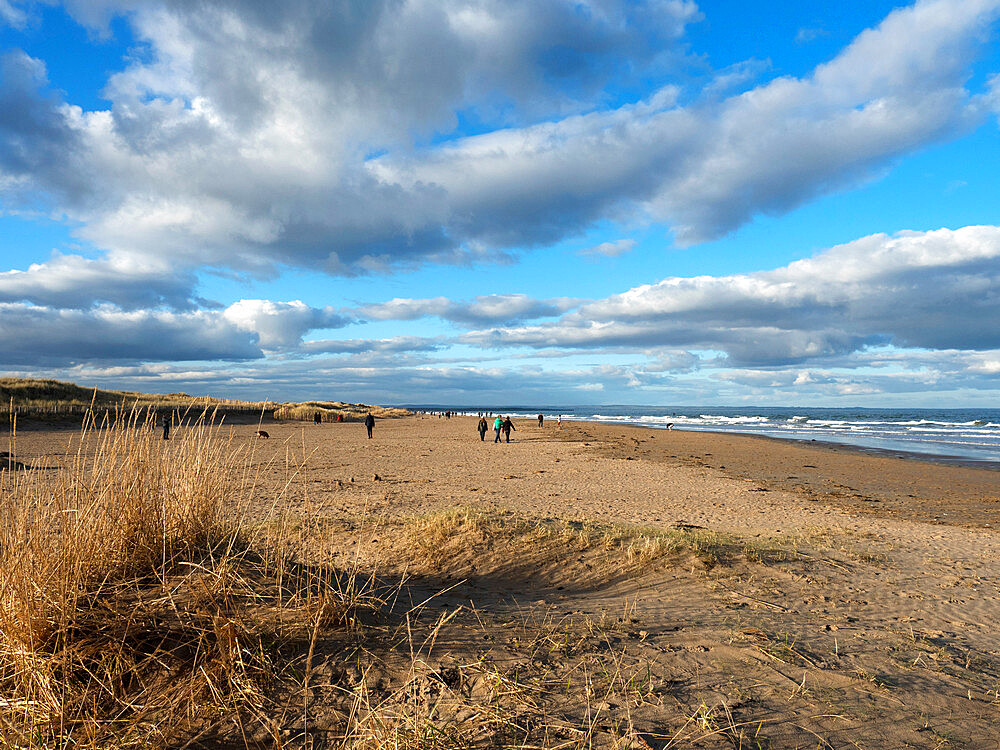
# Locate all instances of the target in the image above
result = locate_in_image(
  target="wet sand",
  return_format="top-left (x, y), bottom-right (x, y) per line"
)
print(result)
top-left (574, 420), bottom-right (1000, 529)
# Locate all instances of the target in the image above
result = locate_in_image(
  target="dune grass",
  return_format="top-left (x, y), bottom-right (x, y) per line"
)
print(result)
top-left (0, 377), bottom-right (273, 414)
top-left (0, 409), bottom-right (377, 748)
top-left (0, 377), bottom-right (409, 426)
top-left (273, 402), bottom-right (411, 423)
top-left (400, 508), bottom-right (788, 578)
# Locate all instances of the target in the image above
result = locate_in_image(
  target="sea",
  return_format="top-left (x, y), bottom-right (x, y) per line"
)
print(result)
top-left (405, 405), bottom-right (1000, 466)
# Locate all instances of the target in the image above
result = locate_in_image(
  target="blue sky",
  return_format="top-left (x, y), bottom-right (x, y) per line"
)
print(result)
top-left (2, 0), bottom-right (1000, 406)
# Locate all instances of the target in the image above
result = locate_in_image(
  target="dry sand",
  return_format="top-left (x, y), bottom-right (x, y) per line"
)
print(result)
top-left (11, 414), bottom-right (1000, 747)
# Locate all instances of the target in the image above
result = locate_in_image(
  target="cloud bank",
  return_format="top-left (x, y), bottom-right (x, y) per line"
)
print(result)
top-left (2, 224), bottom-right (999, 406)
top-left (0, 0), bottom-right (997, 281)
top-left (466, 226), bottom-right (1000, 364)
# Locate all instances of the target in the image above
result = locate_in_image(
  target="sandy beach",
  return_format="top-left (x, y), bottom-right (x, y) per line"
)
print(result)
top-left (10, 414), bottom-right (1000, 747)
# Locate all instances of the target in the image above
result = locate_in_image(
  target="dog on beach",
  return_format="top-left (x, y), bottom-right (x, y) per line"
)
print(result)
top-left (256, 430), bottom-right (270, 439)
top-left (0, 451), bottom-right (28, 471)
top-left (665, 423), bottom-right (673, 430)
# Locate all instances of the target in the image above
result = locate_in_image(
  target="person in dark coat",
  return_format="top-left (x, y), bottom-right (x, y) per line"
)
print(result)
top-left (364, 412), bottom-right (375, 439)
top-left (162, 413), bottom-right (170, 440)
top-left (314, 411), bottom-right (322, 425)
top-left (502, 416), bottom-right (516, 443)
top-left (477, 416), bottom-right (488, 441)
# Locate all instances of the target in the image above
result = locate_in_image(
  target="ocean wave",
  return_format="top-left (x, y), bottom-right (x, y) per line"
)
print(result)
top-left (696, 415), bottom-right (770, 424)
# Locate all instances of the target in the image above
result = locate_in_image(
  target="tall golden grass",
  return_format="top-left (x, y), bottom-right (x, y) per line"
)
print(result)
top-left (0, 409), bottom-right (372, 748)
top-left (273, 402), bottom-right (410, 423)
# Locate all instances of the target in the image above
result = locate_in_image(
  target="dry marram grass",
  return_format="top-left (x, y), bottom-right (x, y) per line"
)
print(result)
top-left (272, 402), bottom-right (411, 423)
top-left (0, 377), bottom-right (275, 417)
top-left (402, 508), bottom-right (785, 575)
top-left (0, 409), bottom-right (376, 748)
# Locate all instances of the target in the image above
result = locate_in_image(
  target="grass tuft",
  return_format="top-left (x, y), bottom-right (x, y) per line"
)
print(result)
top-left (397, 509), bottom-right (788, 582)
top-left (273, 402), bottom-right (411, 423)
top-left (0, 409), bottom-right (376, 748)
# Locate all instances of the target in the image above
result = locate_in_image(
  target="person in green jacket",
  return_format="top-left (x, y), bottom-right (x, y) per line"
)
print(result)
top-left (493, 416), bottom-right (503, 443)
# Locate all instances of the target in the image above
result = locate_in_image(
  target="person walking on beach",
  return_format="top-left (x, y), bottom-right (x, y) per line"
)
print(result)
top-left (537, 413), bottom-right (544, 427)
top-left (493, 416), bottom-right (503, 443)
top-left (364, 412), bottom-right (375, 439)
top-left (314, 411), bottom-right (322, 425)
top-left (502, 416), bottom-right (516, 443)
top-left (477, 416), bottom-right (488, 441)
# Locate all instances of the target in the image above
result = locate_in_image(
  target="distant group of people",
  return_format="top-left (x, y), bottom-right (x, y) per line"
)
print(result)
top-left (477, 415), bottom-right (516, 442)
top-left (308, 409), bottom-right (372, 438)
top-left (161, 405), bottom-right (563, 447)
top-left (314, 411), bottom-right (345, 424)
top-left (209, 406), bottom-right (566, 446)
top-left (469, 411), bottom-right (566, 444)
top-left (301, 406), bottom-right (562, 445)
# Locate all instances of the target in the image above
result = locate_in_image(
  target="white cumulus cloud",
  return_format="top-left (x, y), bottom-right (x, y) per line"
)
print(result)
top-left (464, 225), bottom-right (1000, 363)
top-left (0, 0), bottom-right (996, 278)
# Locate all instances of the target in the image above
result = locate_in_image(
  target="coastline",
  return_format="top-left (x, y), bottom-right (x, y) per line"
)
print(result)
top-left (550, 417), bottom-right (1000, 530)
top-left (555, 415), bottom-right (1000, 468)
top-left (589, 418), bottom-right (1000, 471)
top-left (429, 406), bottom-right (1000, 467)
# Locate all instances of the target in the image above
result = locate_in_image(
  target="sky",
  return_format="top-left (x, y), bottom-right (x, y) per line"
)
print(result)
top-left (1, 0), bottom-right (1000, 407)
